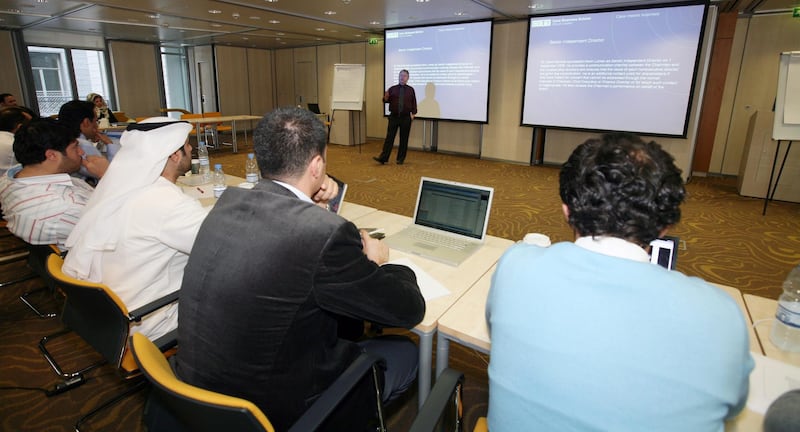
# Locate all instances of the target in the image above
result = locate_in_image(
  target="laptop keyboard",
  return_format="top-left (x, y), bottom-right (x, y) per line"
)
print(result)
top-left (408, 229), bottom-right (469, 250)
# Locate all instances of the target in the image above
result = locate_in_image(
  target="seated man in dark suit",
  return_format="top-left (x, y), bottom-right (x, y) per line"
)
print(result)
top-left (176, 106), bottom-right (425, 431)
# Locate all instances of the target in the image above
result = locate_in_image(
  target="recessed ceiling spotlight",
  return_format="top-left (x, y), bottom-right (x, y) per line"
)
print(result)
top-left (208, 9), bottom-right (222, 14)
top-left (268, 19), bottom-right (280, 24)
top-left (329, 29), bottom-right (338, 33)
top-left (315, 27), bottom-right (325, 31)
top-left (528, 4), bottom-right (540, 9)
top-left (148, 14), bottom-right (160, 19)
top-left (210, 23), bottom-right (222, 28)
top-left (324, 10), bottom-right (336, 15)
top-left (265, 0), bottom-right (278, 2)
top-left (316, 37), bottom-right (322, 40)
top-left (342, 0), bottom-right (351, 4)
top-left (249, 16), bottom-right (261, 20)
top-left (276, 32), bottom-right (285, 35)
top-left (127, 18), bottom-right (139, 22)
top-left (369, 20), bottom-right (380, 25)
top-left (242, 37), bottom-right (249, 40)
top-left (454, 11), bottom-right (467, 16)
top-left (280, 41), bottom-right (286, 45)
top-left (7, 8), bottom-right (21, 13)
top-left (416, 0), bottom-right (430, 3)
top-left (354, 33), bottom-right (361, 37)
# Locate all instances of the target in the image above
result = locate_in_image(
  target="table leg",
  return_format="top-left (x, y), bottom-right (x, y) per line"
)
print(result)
top-left (417, 330), bottom-right (433, 409)
top-left (232, 120), bottom-right (238, 153)
top-left (435, 332), bottom-right (450, 378)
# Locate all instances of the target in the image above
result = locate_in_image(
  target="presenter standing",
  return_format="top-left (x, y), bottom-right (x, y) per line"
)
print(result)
top-left (375, 69), bottom-right (416, 165)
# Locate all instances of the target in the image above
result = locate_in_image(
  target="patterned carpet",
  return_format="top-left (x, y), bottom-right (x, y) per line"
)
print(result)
top-left (1, 137), bottom-right (798, 431)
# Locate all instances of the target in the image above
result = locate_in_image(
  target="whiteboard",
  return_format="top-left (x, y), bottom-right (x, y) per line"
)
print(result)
top-left (773, 52), bottom-right (800, 141)
top-left (331, 64), bottom-right (365, 111)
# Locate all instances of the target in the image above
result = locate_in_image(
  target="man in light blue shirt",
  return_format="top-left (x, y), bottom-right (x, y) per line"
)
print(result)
top-left (487, 133), bottom-right (754, 432)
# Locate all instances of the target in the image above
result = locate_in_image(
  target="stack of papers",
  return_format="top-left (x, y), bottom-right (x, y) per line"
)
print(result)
top-left (387, 257), bottom-right (450, 301)
top-left (747, 352), bottom-right (800, 414)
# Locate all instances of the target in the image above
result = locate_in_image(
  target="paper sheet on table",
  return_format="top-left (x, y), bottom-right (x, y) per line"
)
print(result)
top-left (746, 352), bottom-right (800, 414)
top-left (387, 257), bottom-right (449, 301)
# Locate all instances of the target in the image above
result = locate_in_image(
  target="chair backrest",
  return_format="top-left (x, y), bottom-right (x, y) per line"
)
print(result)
top-left (130, 333), bottom-right (275, 432)
top-left (46, 254), bottom-right (132, 369)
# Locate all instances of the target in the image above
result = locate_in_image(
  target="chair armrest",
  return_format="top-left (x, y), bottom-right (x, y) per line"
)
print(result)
top-left (128, 291), bottom-right (179, 322)
top-left (408, 368), bottom-right (465, 432)
top-left (288, 352), bottom-right (385, 432)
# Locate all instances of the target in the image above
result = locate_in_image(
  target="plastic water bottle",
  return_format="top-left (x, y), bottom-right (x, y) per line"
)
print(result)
top-left (245, 153), bottom-right (259, 184)
top-left (770, 264), bottom-right (800, 352)
top-left (197, 141), bottom-right (210, 183)
top-left (212, 164), bottom-right (227, 198)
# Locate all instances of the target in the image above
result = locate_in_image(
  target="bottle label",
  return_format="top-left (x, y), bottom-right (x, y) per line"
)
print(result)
top-left (213, 185), bottom-right (226, 198)
top-left (246, 173), bottom-right (259, 183)
top-left (199, 158), bottom-right (210, 166)
top-left (776, 303), bottom-right (800, 328)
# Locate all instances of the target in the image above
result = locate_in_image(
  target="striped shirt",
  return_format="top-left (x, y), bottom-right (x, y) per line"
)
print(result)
top-left (0, 165), bottom-right (93, 250)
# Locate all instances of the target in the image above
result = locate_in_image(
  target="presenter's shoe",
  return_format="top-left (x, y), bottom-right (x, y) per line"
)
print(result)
top-left (396, 160), bottom-right (404, 165)
top-left (373, 156), bottom-right (387, 165)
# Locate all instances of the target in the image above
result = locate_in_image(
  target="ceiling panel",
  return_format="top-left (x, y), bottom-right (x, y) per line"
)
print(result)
top-left (0, 0), bottom-right (795, 50)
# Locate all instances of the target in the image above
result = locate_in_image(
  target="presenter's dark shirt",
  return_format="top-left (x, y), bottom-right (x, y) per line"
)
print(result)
top-left (175, 181), bottom-right (425, 431)
top-left (384, 84), bottom-right (417, 117)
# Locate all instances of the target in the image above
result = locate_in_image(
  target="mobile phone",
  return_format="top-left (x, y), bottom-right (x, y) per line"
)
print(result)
top-left (649, 236), bottom-right (678, 270)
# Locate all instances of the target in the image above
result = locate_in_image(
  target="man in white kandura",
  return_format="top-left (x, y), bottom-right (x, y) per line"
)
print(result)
top-left (63, 117), bottom-right (209, 340)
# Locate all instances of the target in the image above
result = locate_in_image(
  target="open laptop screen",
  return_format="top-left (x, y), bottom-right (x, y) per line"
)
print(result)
top-left (414, 179), bottom-right (492, 240)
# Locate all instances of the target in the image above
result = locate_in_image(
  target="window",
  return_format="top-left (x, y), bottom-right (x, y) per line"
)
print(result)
top-left (28, 46), bottom-right (113, 116)
top-left (161, 46), bottom-right (192, 118)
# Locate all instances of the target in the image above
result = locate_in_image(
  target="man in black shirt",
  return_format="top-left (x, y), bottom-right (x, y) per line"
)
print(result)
top-left (375, 69), bottom-right (417, 165)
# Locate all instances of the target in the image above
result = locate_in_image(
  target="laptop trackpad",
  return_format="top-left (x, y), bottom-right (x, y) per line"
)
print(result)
top-left (414, 242), bottom-right (437, 250)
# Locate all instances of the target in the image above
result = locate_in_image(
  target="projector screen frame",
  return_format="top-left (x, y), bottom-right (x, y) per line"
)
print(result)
top-left (519, 0), bottom-right (710, 138)
top-left (383, 19), bottom-right (495, 124)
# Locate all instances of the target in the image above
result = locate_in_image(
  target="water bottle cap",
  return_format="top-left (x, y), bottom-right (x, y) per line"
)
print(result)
top-left (248, 153), bottom-right (255, 159)
top-left (215, 163), bottom-right (222, 169)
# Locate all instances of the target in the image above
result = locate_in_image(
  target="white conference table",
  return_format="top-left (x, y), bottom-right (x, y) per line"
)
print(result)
top-left (743, 294), bottom-right (800, 367)
top-left (434, 272), bottom-right (770, 431)
top-left (344, 210), bottom-right (514, 407)
top-left (184, 114), bottom-right (262, 153)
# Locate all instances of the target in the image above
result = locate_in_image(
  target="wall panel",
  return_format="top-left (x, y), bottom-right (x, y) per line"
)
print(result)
top-left (108, 41), bottom-right (161, 118)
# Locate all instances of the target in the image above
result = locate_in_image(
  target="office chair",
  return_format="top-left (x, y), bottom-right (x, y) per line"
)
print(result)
top-left (180, 113), bottom-right (216, 148)
top-left (131, 332), bottom-right (389, 432)
top-left (40, 253), bottom-right (178, 431)
top-left (1, 243), bottom-right (62, 319)
top-left (202, 111), bottom-right (233, 148)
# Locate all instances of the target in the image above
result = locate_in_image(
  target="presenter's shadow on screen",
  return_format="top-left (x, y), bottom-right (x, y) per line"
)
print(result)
top-left (417, 82), bottom-right (441, 119)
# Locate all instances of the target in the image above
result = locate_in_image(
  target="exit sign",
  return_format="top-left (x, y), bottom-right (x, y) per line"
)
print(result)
top-left (794, 6), bottom-right (800, 17)
top-left (368, 37), bottom-right (379, 45)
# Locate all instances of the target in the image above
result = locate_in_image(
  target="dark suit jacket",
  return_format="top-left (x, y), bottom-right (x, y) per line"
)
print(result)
top-left (176, 180), bottom-right (425, 431)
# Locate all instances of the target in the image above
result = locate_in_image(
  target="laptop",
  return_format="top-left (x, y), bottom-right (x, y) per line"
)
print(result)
top-left (307, 103), bottom-right (322, 114)
top-left (385, 177), bottom-right (494, 267)
top-left (327, 174), bottom-right (347, 215)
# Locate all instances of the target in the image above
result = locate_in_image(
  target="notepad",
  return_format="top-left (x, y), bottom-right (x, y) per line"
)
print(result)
top-left (387, 257), bottom-right (449, 301)
top-left (746, 352), bottom-right (800, 414)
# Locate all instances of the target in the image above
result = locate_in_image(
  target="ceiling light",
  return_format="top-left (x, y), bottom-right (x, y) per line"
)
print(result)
top-left (454, 11), bottom-right (467, 16)
top-left (276, 32), bottom-right (285, 35)
top-left (249, 16), bottom-right (261, 20)
top-left (315, 27), bottom-right (325, 31)
top-left (211, 23), bottom-right (222, 28)
top-left (369, 20), bottom-right (380, 25)
top-left (528, 4), bottom-right (540, 9)
top-left (324, 11), bottom-right (336, 15)
top-left (342, 0), bottom-right (351, 4)
top-left (148, 14), bottom-right (160, 19)
top-left (208, 9), bottom-right (222, 14)
top-left (329, 30), bottom-right (338, 33)
top-left (7, 8), bottom-right (21, 13)
top-left (416, 0), bottom-right (430, 2)
top-left (242, 37), bottom-right (249, 40)
top-left (265, 0), bottom-right (278, 2)
top-left (268, 19), bottom-right (280, 24)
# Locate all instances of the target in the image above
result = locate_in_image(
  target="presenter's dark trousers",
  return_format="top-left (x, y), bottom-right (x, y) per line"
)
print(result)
top-left (379, 114), bottom-right (412, 163)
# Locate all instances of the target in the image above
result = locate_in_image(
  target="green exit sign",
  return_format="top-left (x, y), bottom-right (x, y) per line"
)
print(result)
top-left (368, 37), bottom-right (379, 45)
top-left (794, 6), bottom-right (800, 18)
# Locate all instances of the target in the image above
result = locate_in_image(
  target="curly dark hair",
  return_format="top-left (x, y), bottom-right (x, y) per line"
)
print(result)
top-left (253, 106), bottom-right (326, 180)
top-left (559, 133), bottom-right (685, 246)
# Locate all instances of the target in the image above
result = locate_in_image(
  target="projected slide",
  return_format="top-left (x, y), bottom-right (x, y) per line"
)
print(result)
top-left (522, 4), bottom-right (706, 136)
top-left (384, 21), bottom-right (492, 123)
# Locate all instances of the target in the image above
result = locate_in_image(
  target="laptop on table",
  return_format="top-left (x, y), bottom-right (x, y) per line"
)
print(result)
top-left (385, 177), bottom-right (494, 267)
